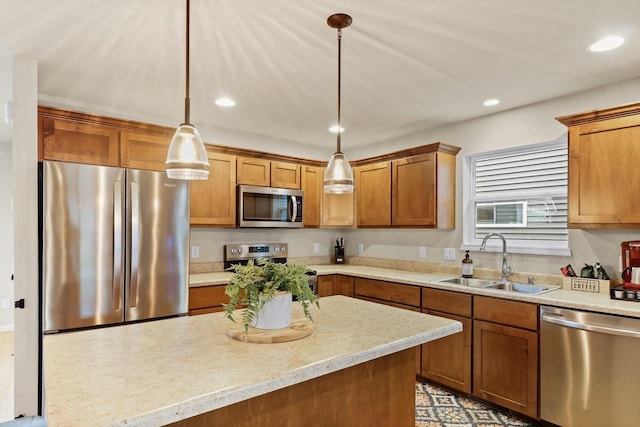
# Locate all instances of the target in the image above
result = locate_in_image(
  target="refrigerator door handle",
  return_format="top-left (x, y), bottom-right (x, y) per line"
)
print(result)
top-left (129, 181), bottom-right (140, 308)
top-left (112, 181), bottom-right (123, 310)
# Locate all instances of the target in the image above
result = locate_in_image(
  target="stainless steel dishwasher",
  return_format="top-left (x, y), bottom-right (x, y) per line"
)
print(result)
top-left (541, 306), bottom-right (640, 427)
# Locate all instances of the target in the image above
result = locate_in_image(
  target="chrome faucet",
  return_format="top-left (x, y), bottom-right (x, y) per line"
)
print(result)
top-left (479, 233), bottom-right (513, 283)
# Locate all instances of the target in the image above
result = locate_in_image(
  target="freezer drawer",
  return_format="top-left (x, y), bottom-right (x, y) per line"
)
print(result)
top-left (541, 306), bottom-right (640, 427)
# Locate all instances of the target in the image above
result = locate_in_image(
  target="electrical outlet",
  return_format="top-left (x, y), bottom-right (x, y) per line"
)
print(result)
top-left (313, 243), bottom-right (320, 253)
top-left (1, 299), bottom-right (9, 309)
top-left (358, 243), bottom-right (364, 254)
top-left (419, 246), bottom-right (427, 258)
top-left (191, 246), bottom-right (200, 259)
top-left (443, 247), bottom-right (456, 260)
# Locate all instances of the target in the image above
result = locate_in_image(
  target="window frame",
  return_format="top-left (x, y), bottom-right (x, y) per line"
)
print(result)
top-left (461, 138), bottom-right (571, 256)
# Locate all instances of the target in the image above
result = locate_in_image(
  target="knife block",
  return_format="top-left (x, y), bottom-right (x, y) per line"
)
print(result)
top-left (334, 247), bottom-right (345, 264)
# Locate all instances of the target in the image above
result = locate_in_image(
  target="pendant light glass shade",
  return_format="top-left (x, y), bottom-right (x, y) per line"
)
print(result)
top-left (323, 13), bottom-right (354, 194)
top-left (166, 124), bottom-right (209, 180)
top-left (324, 152), bottom-right (354, 193)
top-left (165, 0), bottom-right (210, 180)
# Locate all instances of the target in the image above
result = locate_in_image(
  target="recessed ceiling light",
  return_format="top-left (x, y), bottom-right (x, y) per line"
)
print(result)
top-left (215, 97), bottom-right (236, 107)
top-left (483, 99), bottom-right (500, 107)
top-left (589, 35), bottom-right (625, 52)
top-left (329, 125), bottom-right (344, 133)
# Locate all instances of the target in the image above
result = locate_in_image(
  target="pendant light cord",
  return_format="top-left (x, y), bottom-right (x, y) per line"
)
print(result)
top-left (184, 0), bottom-right (191, 125)
top-left (336, 28), bottom-right (342, 154)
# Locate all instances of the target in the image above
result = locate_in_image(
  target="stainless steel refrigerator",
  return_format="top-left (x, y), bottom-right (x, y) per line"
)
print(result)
top-left (43, 160), bottom-right (189, 333)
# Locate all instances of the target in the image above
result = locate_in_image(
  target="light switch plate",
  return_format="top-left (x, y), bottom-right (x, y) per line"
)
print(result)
top-left (419, 246), bottom-right (427, 258)
top-left (191, 246), bottom-right (200, 259)
top-left (313, 243), bottom-right (320, 253)
top-left (358, 243), bottom-right (364, 254)
top-left (1, 299), bottom-right (10, 309)
top-left (443, 247), bottom-right (456, 260)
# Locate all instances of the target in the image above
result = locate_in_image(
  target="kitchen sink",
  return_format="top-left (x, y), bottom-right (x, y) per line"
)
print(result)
top-left (484, 282), bottom-right (560, 295)
top-left (436, 277), bottom-right (498, 288)
top-left (437, 277), bottom-right (560, 295)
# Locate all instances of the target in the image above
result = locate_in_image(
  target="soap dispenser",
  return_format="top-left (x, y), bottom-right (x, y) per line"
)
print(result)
top-left (462, 250), bottom-right (474, 278)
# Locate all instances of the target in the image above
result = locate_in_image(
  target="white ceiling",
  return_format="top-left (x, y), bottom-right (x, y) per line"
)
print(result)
top-left (1, 0), bottom-right (640, 151)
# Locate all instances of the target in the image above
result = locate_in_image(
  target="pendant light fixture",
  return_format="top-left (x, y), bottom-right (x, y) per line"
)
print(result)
top-left (166, 0), bottom-right (210, 180)
top-left (323, 13), bottom-right (354, 194)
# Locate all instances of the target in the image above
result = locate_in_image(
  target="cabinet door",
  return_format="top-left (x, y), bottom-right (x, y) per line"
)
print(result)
top-left (568, 116), bottom-right (640, 227)
top-left (40, 117), bottom-right (120, 166)
top-left (321, 192), bottom-right (355, 228)
top-left (317, 275), bottom-right (354, 297)
top-left (190, 152), bottom-right (237, 227)
top-left (301, 166), bottom-right (322, 227)
top-left (473, 320), bottom-right (538, 418)
top-left (120, 131), bottom-right (171, 171)
top-left (271, 161), bottom-right (301, 189)
top-left (188, 285), bottom-right (230, 315)
top-left (355, 162), bottom-right (391, 226)
top-left (422, 311), bottom-right (471, 393)
top-left (237, 156), bottom-right (270, 186)
top-left (392, 153), bottom-right (436, 226)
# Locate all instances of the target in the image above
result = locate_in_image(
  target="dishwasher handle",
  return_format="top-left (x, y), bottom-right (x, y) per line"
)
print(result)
top-left (542, 312), bottom-right (640, 339)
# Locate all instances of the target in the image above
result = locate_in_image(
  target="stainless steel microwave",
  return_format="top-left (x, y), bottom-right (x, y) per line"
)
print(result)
top-left (238, 185), bottom-right (304, 228)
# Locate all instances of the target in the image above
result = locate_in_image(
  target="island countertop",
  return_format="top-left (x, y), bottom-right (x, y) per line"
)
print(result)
top-left (44, 295), bottom-right (462, 426)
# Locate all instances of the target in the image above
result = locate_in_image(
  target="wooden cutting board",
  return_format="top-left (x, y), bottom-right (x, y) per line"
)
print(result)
top-left (226, 319), bottom-right (315, 343)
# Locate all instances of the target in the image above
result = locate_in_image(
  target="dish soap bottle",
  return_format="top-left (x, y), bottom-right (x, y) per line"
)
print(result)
top-left (462, 251), bottom-right (474, 278)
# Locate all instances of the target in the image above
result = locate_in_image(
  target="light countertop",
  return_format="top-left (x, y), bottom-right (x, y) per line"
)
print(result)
top-left (44, 295), bottom-right (461, 427)
top-left (190, 264), bottom-right (640, 318)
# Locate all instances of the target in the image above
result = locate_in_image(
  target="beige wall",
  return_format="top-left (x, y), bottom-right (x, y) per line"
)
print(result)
top-left (191, 77), bottom-right (640, 280)
top-left (0, 143), bottom-right (13, 330)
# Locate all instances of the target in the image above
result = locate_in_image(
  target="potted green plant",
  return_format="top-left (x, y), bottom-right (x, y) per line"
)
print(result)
top-left (224, 258), bottom-right (319, 332)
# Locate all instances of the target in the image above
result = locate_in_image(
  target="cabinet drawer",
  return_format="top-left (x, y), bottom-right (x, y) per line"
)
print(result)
top-left (357, 296), bottom-right (420, 312)
top-left (474, 296), bottom-right (538, 331)
top-left (189, 285), bottom-right (229, 311)
top-left (422, 288), bottom-right (471, 317)
top-left (354, 278), bottom-right (420, 307)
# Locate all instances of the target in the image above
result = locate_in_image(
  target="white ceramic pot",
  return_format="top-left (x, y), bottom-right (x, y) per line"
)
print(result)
top-left (251, 291), bottom-right (292, 330)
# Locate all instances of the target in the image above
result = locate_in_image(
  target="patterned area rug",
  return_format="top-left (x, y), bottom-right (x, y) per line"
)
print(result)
top-left (415, 382), bottom-right (535, 427)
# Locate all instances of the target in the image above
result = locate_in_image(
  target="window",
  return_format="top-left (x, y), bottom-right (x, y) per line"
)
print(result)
top-left (462, 138), bottom-right (570, 256)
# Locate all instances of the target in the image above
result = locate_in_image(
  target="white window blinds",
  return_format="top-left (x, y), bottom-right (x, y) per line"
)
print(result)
top-left (464, 139), bottom-right (570, 255)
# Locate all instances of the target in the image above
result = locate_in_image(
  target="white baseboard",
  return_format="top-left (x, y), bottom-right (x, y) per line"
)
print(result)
top-left (0, 324), bottom-right (14, 332)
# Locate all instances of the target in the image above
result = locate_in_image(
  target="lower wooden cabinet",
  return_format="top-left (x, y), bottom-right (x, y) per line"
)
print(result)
top-left (421, 288), bottom-right (472, 393)
top-left (472, 296), bottom-right (539, 419)
top-left (354, 277), bottom-right (421, 310)
top-left (317, 275), bottom-right (354, 297)
top-left (188, 285), bottom-right (229, 316)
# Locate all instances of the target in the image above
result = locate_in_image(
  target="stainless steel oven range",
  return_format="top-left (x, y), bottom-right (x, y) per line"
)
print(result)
top-left (223, 243), bottom-right (317, 295)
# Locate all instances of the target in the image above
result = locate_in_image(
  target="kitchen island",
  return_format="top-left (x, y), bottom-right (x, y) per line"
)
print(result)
top-left (44, 295), bottom-right (461, 426)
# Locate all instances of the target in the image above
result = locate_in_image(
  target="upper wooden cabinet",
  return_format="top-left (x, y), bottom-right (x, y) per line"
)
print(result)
top-left (351, 143), bottom-right (459, 229)
top-left (322, 192), bottom-right (355, 228)
top-left (355, 162), bottom-right (391, 227)
top-left (237, 157), bottom-right (301, 189)
top-left (39, 106), bottom-right (173, 171)
top-left (40, 117), bottom-right (121, 166)
top-left (271, 161), bottom-right (301, 189)
top-left (301, 166), bottom-right (323, 228)
top-left (236, 156), bottom-right (270, 186)
top-left (393, 150), bottom-right (457, 228)
top-left (120, 131), bottom-right (171, 172)
top-left (557, 102), bottom-right (640, 228)
top-left (190, 151), bottom-right (236, 227)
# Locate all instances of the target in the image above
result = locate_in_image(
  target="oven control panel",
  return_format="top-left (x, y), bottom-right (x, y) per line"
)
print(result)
top-left (224, 243), bottom-right (288, 262)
